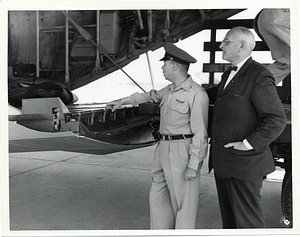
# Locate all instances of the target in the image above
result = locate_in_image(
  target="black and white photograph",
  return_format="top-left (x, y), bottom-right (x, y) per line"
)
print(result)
top-left (1, 0), bottom-right (299, 236)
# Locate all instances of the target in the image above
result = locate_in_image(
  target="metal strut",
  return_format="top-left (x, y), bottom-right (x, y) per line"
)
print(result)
top-left (61, 11), bottom-right (146, 93)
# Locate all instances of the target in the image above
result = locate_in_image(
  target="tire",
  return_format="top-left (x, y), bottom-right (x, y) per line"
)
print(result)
top-left (280, 171), bottom-right (292, 227)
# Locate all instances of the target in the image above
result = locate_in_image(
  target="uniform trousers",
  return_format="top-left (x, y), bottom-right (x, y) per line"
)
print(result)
top-left (214, 174), bottom-right (265, 228)
top-left (149, 139), bottom-right (201, 229)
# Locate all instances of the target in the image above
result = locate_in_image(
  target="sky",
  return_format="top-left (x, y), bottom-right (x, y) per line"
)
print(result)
top-left (72, 7), bottom-right (272, 104)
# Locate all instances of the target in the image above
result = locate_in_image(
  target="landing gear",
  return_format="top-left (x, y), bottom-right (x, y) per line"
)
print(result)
top-left (280, 171), bottom-right (292, 227)
top-left (271, 141), bottom-right (292, 228)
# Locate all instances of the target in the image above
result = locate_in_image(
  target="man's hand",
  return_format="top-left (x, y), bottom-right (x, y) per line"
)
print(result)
top-left (182, 167), bottom-right (198, 181)
top-left (106, 99), bottom-right (123, 112)
top-left (224, 141), bottom-right (250, 151)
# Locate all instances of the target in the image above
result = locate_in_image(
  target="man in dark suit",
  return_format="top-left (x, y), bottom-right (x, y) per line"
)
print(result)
top-left (208, 26), bottom-right (287, 228)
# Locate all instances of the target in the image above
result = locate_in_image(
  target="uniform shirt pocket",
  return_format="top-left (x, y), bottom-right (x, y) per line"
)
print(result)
top-left (166, 101), bottom-right (190, 126)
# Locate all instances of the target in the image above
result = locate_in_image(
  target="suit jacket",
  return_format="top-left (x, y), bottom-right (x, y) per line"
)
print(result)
top-left (208, 57), bottom-right (286, 180)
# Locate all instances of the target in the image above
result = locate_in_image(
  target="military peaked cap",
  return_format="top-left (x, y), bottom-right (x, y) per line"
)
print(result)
top-left (160, 42), bottom-right (197, 65)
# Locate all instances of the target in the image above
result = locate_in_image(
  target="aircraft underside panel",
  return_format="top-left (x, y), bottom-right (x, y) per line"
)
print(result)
top-left (9, 98), bottom-right (160, 154)
top-left (9, 121), bottom-right (154, 154)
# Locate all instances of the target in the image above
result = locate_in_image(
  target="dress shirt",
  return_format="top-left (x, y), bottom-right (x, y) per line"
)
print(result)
top-left (121, 76), bottom-right (209, 170)
top-left (224, 56), bottom-right (251, 89)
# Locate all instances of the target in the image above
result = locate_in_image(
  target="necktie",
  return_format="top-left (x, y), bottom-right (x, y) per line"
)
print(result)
top-left (228, 66), bottom-right (238, 72)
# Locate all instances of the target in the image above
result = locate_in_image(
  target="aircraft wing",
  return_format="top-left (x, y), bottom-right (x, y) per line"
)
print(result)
top-left (7, 9), bottom-right (257, 155)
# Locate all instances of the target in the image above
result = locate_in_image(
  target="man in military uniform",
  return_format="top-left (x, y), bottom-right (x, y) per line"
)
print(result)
top-left (107, 42), bottom-right (209, 229)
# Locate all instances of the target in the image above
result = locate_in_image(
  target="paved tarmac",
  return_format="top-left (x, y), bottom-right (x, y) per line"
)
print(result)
top-left (5, 144), bottom-right (289, 234)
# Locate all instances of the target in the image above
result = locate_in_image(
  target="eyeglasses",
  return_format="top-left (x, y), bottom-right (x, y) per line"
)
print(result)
top-left (221, 39), bottom-right (240, 45)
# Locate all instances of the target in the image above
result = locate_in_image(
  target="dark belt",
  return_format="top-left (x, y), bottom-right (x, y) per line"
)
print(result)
top-left (158, 134), bottom-right (194, 141)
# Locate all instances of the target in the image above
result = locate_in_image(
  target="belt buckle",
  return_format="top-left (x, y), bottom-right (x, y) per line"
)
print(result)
top-left (168, 134), bottom-right (172, 141)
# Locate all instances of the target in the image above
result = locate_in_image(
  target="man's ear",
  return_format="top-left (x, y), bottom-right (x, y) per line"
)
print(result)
top-left (172, 62), bottom-right (178, 70)
top-left (239, 42), bottom-right (244, 51)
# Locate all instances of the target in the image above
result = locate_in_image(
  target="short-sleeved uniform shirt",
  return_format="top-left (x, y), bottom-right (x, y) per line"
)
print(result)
top-left (122, 76), bottom-right (209, 170)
